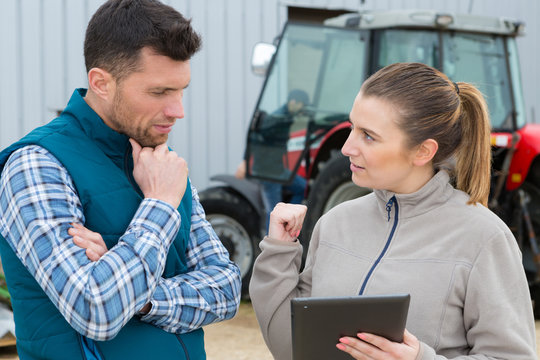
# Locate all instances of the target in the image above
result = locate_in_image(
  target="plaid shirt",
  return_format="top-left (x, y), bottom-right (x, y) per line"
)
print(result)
top-left (0, 145), bottom-right (241, 341)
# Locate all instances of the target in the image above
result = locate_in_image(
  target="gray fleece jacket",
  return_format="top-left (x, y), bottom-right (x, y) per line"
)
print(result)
top-left (249, 171), bottom-right (537, 360)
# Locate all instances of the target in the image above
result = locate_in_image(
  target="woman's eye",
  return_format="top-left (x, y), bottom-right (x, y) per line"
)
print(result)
top-left (363, 131), bottom-right (374, 141)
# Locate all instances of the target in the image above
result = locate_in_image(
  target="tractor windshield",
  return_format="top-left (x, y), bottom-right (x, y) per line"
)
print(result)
top-left (375, 29), bottom-right (525, 130)
top-left (441, 32), bottom-right (525, 130)
top-left (246, 23), bottom-right (368, 183)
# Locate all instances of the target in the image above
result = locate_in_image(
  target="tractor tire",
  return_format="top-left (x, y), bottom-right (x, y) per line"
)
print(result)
top-left (199, 187), bottom-right (261, 295)
top-left (301, 153), bottom-right (371, 250)
top-left (519, 181), bottom-right (540, 318)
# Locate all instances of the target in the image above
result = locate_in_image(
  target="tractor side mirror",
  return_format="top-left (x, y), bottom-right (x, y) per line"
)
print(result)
top-left (251, 42), bottom-right (276, 76)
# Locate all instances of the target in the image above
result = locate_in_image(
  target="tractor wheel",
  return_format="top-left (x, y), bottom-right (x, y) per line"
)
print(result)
top-left (301, 153), bottom-right (371, 249)
top-left (199, 187), bottom-right (261, 295)
top-left (519, 181), bottom-right (540, 318)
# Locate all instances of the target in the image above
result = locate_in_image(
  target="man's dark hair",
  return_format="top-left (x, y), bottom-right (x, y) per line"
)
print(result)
top-left (288, 89), bottom-right (309, 105)
top-left (84, 0), bottom-right (201, 81)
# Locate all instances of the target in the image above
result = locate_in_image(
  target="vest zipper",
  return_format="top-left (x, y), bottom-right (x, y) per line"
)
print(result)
top-left (77, 335), bottom-right (89, 360)
top-left (123, 145), bottom-right (143, 197)
top-left (175, 335), bottom-right (190, 360)
top-left (358, 195), bottom-right (399, 295)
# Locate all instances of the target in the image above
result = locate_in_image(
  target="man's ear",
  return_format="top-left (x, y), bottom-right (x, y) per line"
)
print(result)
top-left (413, 139), bottom-right (438, 167)
top-left (87, 68), bottom-right (115, 101)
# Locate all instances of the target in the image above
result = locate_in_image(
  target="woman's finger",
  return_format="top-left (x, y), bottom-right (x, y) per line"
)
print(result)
top-left (403, 329), bottom-right (418, 345)
top-left (337, 336), bottom-right (377, 359)
top-left (268, 203), bottom-right (307, 242)
top-left (357, 333), bottom-right (392, 351)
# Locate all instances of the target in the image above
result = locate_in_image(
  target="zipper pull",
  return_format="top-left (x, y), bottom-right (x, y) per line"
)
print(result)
top-left (385, 196), bottom-right (395, 222)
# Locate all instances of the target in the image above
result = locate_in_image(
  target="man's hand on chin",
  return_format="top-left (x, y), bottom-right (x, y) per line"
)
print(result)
top-left (130, 138), bottom-right (189, 209)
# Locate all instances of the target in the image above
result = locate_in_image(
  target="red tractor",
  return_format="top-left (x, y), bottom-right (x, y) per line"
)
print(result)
top-left (200, 9), bottom-right (540, 311)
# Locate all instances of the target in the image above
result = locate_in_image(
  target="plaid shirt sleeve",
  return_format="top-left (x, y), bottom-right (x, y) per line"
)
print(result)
top-left (140, 184), bottom-right (242, 333)
top-left (0, 145), bottom-right (182, 340)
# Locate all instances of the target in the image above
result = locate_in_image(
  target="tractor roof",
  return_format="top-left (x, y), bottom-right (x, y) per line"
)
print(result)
top-left (323, 9), bottom-right (524, 36)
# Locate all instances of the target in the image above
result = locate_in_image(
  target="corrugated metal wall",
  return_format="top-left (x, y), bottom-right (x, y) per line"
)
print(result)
top-left (1, 0), bottom-right (538, 190)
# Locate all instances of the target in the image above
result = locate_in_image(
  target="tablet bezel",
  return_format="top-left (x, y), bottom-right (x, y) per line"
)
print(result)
top-left (290, 293), bottom-right (410, 360)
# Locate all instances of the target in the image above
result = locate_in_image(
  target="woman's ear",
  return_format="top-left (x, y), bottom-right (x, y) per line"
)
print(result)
top-left (87, 68), bottom-right (114, 101)
top-left (413, 139), bottom-right (438, 167)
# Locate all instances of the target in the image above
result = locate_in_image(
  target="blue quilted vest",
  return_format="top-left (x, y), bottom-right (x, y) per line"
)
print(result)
top-left (0, 89), bottom-right (205, 360)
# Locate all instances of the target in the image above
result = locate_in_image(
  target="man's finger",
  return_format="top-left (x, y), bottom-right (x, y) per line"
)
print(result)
top-left (129, 138), bottom-right (142, 165)
top-left (154, 143), bottom-right (169, 154)
top-left (72, 235), bottom-right (86, 247)
top-left (86, 248), bottom-right (100, 262)
top-left (70, 225), bottom-right (99, 244)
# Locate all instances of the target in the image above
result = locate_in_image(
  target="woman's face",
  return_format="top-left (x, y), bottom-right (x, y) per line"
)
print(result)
top-left (341, 93), bottom-right (424, 194)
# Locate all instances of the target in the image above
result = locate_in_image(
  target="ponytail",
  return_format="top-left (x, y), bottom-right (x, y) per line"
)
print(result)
top-left (454, 83), bottom-right (492, 206)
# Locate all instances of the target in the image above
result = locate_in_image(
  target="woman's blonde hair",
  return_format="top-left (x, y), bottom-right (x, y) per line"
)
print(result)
top-left (361, 62), bottom-right (491, 205)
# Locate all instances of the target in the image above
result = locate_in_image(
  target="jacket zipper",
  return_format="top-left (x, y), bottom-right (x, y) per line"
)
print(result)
top-left (358, 195), bottom-right (399, 295)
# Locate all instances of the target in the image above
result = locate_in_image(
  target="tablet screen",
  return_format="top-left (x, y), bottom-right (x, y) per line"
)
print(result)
top-left (291, 294), bottom-right (410, 360)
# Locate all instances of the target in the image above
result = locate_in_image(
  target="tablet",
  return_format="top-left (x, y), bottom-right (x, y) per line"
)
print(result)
top-left (290, 294), bottom-right (410, 360)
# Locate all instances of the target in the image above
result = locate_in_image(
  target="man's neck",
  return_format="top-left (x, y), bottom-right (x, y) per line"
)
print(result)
top-left (84, 90), bottom-right (115, 131)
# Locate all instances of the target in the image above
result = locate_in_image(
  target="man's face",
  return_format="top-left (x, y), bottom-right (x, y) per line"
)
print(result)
top-left (105, 47), bottom-right (191, 147)
top-left (287, 99), bottom-right (304, 114)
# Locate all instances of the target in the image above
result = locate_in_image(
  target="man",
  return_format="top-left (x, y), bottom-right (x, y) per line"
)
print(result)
top-left (0, 1), bottom-right (241, 359)
top-left (241, 89), bottom-right (309, 228)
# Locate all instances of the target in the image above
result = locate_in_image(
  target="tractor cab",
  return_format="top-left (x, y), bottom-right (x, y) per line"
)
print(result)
top-left (245, 10), bottom-right (526, 187)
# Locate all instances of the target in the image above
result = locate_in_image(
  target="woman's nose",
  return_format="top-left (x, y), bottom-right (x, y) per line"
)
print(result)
top-left (341, 131), bottom-right (358, 157)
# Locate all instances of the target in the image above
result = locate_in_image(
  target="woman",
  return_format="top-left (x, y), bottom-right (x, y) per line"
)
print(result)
top-left (249, 63), bottom-right (536, 360)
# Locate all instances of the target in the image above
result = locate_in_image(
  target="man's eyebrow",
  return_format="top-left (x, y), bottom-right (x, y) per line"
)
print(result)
top-left (149, 83), bottom-right (190, 91)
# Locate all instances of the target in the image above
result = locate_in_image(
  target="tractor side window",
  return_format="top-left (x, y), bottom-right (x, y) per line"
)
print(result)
top-left (442, 33), bottom-right (513, 130)
top-left (247, 24), bottom-right (367, 183)
top-left (249, 24), bottom-right (326, 182)
top-left (506, 37), bottom-right (526, 129)
top-left (257, 24), bottom-right (324, 120)
top-left (374, 29), bottom-right (439, 70)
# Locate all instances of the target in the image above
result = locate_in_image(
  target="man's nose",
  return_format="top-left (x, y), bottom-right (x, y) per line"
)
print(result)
top-left (164, 96), bottom-right (184, 119)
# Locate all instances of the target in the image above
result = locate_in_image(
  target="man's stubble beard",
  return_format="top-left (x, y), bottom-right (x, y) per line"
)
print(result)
top-left (110, 90), bottom-right (166, 148)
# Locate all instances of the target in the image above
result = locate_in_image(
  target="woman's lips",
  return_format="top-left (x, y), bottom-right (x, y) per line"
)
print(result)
top-left (350, 162), bottom-right (365, 172)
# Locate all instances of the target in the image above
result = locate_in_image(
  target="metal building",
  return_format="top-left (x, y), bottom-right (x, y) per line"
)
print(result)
top-left (1, 0), bottom-right (538, 190)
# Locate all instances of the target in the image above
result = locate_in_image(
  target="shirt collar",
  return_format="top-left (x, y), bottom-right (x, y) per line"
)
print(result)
top-left (374, 171), bottom-right (455, 220)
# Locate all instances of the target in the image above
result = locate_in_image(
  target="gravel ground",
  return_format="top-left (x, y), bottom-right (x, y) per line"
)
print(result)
top-left (204, 300), bottom-right (273, 360)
